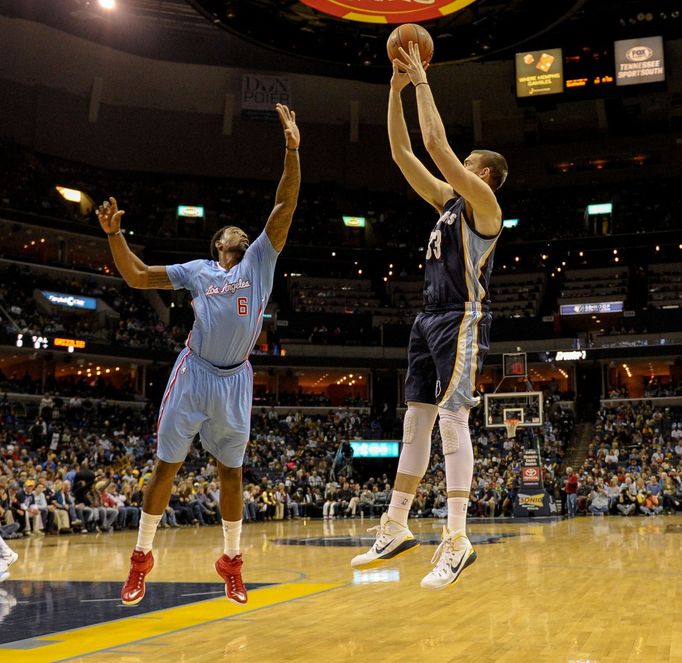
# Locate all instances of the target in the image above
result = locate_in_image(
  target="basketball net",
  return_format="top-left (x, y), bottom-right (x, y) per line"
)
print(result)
top-left (504, 418), bottom-right (520, 439)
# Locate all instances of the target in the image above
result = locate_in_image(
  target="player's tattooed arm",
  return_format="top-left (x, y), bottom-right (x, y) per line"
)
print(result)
top-left (265, 104), bottom-right (300, 253)
top-left (143, 266), bottom-right (173, 289)
top-left (96, 197), bottom-right (173, 289)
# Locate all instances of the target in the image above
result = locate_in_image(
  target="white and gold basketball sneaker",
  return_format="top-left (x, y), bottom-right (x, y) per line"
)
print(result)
top-left (420, 527), bottom-right (476, 590)
top-left (350, 512), bottom-right (420, 569)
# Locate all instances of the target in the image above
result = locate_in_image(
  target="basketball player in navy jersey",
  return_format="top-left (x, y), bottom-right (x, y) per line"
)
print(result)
top-left (352, 43), bottom-right (508, 590)
top-left (96, 104), bottom-right (300, 606)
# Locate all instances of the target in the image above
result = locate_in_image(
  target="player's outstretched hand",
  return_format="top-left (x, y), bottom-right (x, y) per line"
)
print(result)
top-left (394, 41), bottom-right (429, 87)
top-left (276, 104), bottom-right (300, 150)
top-left (390, 61), bottom-right (411, 92)
top-left (96, 197), bottom-right (125, 235)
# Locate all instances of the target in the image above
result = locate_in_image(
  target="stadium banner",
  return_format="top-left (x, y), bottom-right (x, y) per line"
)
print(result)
top-left (521, 448), bottom-right (543, 490)
top-left (299, 0), bottom-right (475, 24)
top-left (615, 36), bottom-right (665, 87)
top-left (40, 291), bottom-right (97, 310)
top-left (560, 302), bottom-right (623, 316)
top-left (514, 441), bottom-right (552, 515)
top-left (513, 491), bottom-right (552, 516)
top-left (241, 74), bottom-right (292, 120)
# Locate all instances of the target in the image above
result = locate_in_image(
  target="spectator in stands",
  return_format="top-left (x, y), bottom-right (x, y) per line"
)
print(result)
top-left (243, 485), bottom-right (257, 522)
top-left (477, 483), bottom-right (498, 517)
top-left (605, 477), bottom-right (621, 513)
top-left (286, 489), bottom-right (301, 519)
top-left (616, 488), bottom-right (636, 516)
top-left (564, 467), bottom-right (578, 517)
top-left (410, 490), bottom-right (430, 519)
top-left (661, 474), bottom-right (680, 513)
top-left (169, 484), bottom-right (194, 525)
top-left (323, 483), bottom-right (338, 520)
top-left (501, 479), bottom-right (518, 517)
top-left (357, 484), bottom-right (375, 518)
top-left (49, 480), bottom-right (72, 533)
top-left (109, 482), bottom-right (139, 530)
top-left (92, 482), bottom-right (118, 532)
top-left (640, 492), bottom-right (663, 516)
top-left (588, 485), bottom-right (609, 515)
top-left (273, 484), bottom-right (286, 521)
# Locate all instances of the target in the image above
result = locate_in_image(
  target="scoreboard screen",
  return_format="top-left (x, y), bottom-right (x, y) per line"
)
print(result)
top-left (564, 45), bottom-right (615, 93)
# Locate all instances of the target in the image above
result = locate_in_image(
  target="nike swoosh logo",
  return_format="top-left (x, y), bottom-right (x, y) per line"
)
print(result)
top-left (375, 539), bottom-right (395, 554)
top-left (449, 549), bottom-right (469, 575)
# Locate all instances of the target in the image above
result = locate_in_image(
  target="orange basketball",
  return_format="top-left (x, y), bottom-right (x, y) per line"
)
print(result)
top-left (386, 23), bottom-right (434, 65)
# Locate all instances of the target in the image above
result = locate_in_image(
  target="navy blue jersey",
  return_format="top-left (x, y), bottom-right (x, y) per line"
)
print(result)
top-left (423, 197), bottom-right (500, 309)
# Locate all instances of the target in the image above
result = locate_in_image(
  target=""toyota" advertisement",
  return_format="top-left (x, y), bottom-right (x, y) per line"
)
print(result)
top-left (615, 36), bottom-right (665, 86)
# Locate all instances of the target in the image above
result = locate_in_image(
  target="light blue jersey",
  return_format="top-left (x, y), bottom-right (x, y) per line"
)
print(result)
top-left (156, 231), bottom-right (279, 468)
top-left (166, 231), bottom-right (278, 367)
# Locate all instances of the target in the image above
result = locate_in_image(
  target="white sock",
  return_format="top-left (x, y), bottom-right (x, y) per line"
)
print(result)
top-left (387, 490), bottom-right (413, 528)
top-left (0, 536), bottom-right (12, 556)
top-left (135, 512), bottom-right (162, 553)
top-left (447, 497), bottom-right (468, 534)
top-left (222, 519), bottom-right (242, 557)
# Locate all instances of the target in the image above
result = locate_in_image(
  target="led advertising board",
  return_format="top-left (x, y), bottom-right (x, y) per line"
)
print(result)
top-left (615, 36), bottom-right (665, 86)
top-left (515, 48), bottom-right (563, 97)
top-left (350, 441), bottom-right (400, 458)
top-left (41, 291), bottom-right (97, 310)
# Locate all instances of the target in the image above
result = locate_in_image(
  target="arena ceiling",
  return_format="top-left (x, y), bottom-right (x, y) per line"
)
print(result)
top-left (1, 0), bottom-right (680, 80)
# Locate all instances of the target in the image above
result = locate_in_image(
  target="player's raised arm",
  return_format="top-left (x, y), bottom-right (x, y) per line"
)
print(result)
top-left (396, 43), bottom-right (503, 236)
top-left (264, 104), bottom-right (301, 252)
top-left (388, 62), bottom-right (452, 213)
top-left (96, 197), bottom-right (172, 289)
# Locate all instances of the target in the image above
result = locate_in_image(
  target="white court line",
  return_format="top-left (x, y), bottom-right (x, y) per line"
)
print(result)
top-left (179, 590), bottom-right (224, 597)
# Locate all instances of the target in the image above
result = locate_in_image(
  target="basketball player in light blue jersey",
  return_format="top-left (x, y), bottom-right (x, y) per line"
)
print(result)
top-left (96, 104), bottom-right (300, 607)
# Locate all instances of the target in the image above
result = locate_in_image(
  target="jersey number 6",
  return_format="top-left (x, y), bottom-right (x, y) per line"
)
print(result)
top-left (237, 297), bottom-right (249, 316)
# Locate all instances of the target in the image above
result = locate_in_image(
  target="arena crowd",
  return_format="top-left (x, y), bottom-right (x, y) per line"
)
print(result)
top-left (562, 401), bottom-right (682, 516)
top-left (0, 387), bottom-right (585, 538)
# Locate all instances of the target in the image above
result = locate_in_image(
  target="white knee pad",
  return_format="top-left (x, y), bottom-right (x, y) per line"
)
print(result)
top-left (439, 406), bottom-right (474, 493)
top-left (397, 402), bottom-right (438, 478)
top-left (440, 416), bottom-right (460, 455)
top-left (438, 406), bottom-right (469, 455)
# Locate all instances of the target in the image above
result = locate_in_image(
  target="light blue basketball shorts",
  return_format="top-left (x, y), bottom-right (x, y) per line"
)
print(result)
top-left (156, 348), bottom-right (253, 468)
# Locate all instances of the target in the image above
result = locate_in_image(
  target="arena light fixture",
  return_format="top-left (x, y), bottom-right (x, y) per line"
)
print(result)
top-left (342, 215), bottom-right (366, 228)
top-left (98, 0), bottom-right (116, 9)
top-left (56, 186), bottom-right (82, 203)
top-left (177, 205), bottom-right (205, 218)
top-left (586, 202), bottom-right (612, 215)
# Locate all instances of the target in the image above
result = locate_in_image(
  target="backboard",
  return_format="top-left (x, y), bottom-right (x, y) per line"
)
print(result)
top-left (483, 391), bottom-right (543, 429)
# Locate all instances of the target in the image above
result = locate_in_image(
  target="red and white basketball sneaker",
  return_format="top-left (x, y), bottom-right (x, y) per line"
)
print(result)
top-left (215, 554), bottom-right (248, 605)
top-left (121, 550), bottom-right (154, 606)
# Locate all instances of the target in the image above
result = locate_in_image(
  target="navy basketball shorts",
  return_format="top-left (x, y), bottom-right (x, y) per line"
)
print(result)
top-left (405, 305), bottom-right (491, 412)
top-left (156, 348), bottom-right (253, 468)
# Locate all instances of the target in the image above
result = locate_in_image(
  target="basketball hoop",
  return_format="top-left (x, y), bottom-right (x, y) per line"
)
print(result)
top-left (504, 418), bottom-right (520, 439)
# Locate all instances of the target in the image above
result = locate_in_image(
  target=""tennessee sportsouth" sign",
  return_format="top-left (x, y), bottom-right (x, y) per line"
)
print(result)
top-left (300, 0), bottom-right (477, 24)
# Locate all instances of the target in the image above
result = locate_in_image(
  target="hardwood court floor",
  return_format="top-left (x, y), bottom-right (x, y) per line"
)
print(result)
top-left (2, 514), bottom-right (682, 663)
